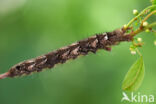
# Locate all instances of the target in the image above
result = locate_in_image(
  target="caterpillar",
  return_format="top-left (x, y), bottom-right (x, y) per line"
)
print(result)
top-left (0, 28), bottom-right (132, 79)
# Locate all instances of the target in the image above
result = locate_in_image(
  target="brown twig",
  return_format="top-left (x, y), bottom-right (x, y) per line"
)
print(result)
top-left (0, 72), bottom-right (10, 79)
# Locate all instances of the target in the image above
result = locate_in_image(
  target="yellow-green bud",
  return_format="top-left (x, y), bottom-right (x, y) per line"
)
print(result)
top-left (145, 29), bottom-right (150, 33)
top-left (154, 41), bottom-right (156, 46)
top-left (133, 9), bottom-right (138, 15)
top-left (131, 50), bottom-right (136, 55)
top-left (143, 21), bottom-right (148, 27)
top-left (137, 37), bottom-right (142, 42)
top-left (123, 24), bottom-right (128, 29)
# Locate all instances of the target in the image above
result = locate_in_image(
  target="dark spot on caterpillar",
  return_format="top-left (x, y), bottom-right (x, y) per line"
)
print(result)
top-left (16, 65), bottom-right (21, 70)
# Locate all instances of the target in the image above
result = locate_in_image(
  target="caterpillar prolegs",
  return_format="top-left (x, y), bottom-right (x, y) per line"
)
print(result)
top-left (0, 29), bottom-right (132, 79)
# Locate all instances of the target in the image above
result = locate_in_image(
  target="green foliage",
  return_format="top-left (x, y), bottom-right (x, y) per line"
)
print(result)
top-left (122, 56), bottom-right (145, 91)
top-left (151, 0), bottom-right (156, 12)
top-left (151, 0), bottom-right (156, 5)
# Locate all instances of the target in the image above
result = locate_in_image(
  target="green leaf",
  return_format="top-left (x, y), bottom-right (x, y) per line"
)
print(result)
top-left (122, 56), bottom-right (145, 92)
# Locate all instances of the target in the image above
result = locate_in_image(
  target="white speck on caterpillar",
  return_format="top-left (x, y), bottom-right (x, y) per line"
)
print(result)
top-left (104, 35), bottom-right (108, 40)
top-left (27, 60), bottom-right (35, 63)
top-left (60, 46), bottom-right (68, 50)
top-left (62, 51), bottom-right (70, 59)
top-left (28, 64), bottom-right (35, 71)
top-left (71, 42), bottom-right (78, 46)
top-left (91, 39), bottom-right (98, 48)
top-left (90, 35), bottom-right (96, 39)
top-left (71, 47), bottom-right (79, 55)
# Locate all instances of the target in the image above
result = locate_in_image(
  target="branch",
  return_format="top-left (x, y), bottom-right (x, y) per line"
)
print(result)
top-left (125, 5), bottom-right (156, 29)
top-left (0, 72), bottom-right (10, 79)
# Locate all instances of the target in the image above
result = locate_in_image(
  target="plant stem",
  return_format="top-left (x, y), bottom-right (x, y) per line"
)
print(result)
top-left (0, 72), bottom-right (10, 79)
top-left (146, 22), bottom-right (156, 29)
top-left (136, 48), bottom-right (142, 56)
top-left (125, 5), bottom-right (156, 30)
top-left (130, 21), bottom-right (156, 37)
top-left (141, 10), bottom-right (156, 25)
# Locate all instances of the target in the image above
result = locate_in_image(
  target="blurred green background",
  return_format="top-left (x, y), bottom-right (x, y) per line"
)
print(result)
top-left (0, 0), bottom-right (156, 104)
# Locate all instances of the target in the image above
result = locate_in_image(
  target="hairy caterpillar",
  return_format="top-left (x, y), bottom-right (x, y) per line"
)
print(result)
top-left (0, 29), bottom-right (132, 79)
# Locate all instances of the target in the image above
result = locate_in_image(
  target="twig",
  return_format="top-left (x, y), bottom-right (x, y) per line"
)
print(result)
top-left (125, 5), bottom-right (156, 29)
top-left (142, 10), bottom-right (156, 24)
top-left (0, 72), bottom-right (10, 79)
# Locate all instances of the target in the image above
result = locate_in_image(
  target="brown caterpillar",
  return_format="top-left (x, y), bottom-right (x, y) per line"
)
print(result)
top-left (0, 29), bottom-right (132, 79)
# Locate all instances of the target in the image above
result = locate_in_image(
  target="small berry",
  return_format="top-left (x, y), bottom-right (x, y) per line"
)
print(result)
top-left (145, 29), bottom-right (150, 33)
top-left (154, 41), bottom-right (156, 46)
top-left (131, 50), bottom-right (136, 55)
top-left (137, 37), bottom-right (142, 42)
top-left (143, 21), bottom-right (148, 27)
top-left (133, 9), bottom-right (138, 15)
